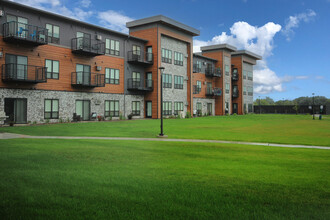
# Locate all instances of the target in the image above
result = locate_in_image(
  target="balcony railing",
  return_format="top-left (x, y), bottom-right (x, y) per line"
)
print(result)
top-left (127, 51), bottom-right (153, 65)
top-left (71, 37), bottom-right (105, 56)
top-left (193, 85), bottom-right (201, 94)
top-left (232, 69), bottom-right (239, 81)
top-left (206, 87), bottom-right (222, 96)
top-left (2, 64), bottom-right (47, 83)
top-left (205, 67), bottom-right (221, 77)
top-left (71, 72), bottom-right (105, 87)
top-left (193, 64), bottom-right (201, 73)
top-left (232, 88), bottom-right (239, 98)
top-left (127, 78), bottom-right (153, 92)
top-left (3, 21), bottom-right (48, 45)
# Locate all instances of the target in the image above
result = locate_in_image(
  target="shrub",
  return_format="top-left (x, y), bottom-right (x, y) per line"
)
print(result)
top-left (45, 119), bottom-right (50, 124)
top-left (233, 113), bottom-right (237, 116)
top-left (176, 114), bottom-right (181, 119)
top-left (128, 114), bottom-right (133, 120)
top-left (59, 118), bottom-right (64, 123)
top-left (66, 118), bottom-right (70, 123)
top-left (185, 111), bottom-right (192, 118)
top-left (119, 113), bottom-right (125, 120)
top-left (225, 113), bottom-right (229, 116)
top-left (32, 121), bottom-right (37, 125)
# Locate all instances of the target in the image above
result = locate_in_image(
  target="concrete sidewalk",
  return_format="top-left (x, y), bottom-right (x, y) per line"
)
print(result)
top-left (0, 132), bottom-right (329, 150)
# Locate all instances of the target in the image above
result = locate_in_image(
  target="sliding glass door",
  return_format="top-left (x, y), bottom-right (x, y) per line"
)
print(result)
top-left (75, 100), bottom-right (90, 121)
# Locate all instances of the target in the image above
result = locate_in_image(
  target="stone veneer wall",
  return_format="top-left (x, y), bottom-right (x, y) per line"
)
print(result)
top-left (224, 55), bottom-right (232, 114)
top-left (243, 62), bottom-right (254, 113)
top-left (0, 88), bottom-right (144, 123)
top-left (193, 98), bottom-right (215, 116)
top-left (161, 35), bottom-right (188, 116)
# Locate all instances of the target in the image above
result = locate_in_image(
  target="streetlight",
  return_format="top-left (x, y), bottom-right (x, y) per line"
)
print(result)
top-left (312, 93), bottom-right (315, 120)
top-left (158, 66), bottom-right (166, 137)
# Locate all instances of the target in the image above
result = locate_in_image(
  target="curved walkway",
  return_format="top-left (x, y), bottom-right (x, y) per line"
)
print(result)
top-left (1, 132), bottom-right (329, 150)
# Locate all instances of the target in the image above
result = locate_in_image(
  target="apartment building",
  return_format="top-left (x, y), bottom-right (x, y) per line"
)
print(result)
top-left (0, 0), bottom-right (261, 124)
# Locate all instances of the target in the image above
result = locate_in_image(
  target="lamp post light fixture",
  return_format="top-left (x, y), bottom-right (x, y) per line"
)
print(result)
top-left (158, 66), bottom-right (166, 137)
top-left (312, 93), bottom-right (315, 120)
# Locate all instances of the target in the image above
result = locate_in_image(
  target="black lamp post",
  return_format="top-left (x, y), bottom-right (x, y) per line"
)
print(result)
top-left (312, 93), bottom-right (315, 120)
top-left (159, 66), bottom-right (165, 136)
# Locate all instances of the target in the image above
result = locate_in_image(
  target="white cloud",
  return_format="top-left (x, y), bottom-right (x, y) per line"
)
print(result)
top-left (80, 0), bottom-right (91, 8)
top-left (282, 9), bottom-right (316, 41)
top-left (98, 10), bottom-right (133, 33)
top-left (295, 75), bottom-right (309, 80)
top-left (194, 21), bottom-right (283, 94)
top-left (10, 0), bottom-right (93, 21)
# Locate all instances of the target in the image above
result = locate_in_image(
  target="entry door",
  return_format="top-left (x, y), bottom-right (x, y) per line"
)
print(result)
top-left (146, 46), bottom-right (152, 62)
top-left (76, 64), bottom-right (91, 85)
top-left (4, 98), bottom-right (27, 124)
top-left (233, 103), bottom-right (238, 114)
top-left (5, 54), bottom-right (28, 80)
top-left (75, 100), bottom-right (90, 121)
top-left (146, 101), bottom-right (152, 118)
top-left (207, 103), bottom-right (212, 115)
top-left (146, 72), bottom-right (152, 88)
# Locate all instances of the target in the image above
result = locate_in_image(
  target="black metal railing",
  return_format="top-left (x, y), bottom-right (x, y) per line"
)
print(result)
top-left (127, 78), bottom-right (153, 91)
top-left (174, 84), bottom-right (183, 89)
top-left (193, 85), bottom-right (201, 94)
top-left (215, 68), bottom-right (221, 77)
top-left (205, 67), bottom-right (215, 77)
top-left (232, 87), bottom-right (239, 98)
top-left (3, 21), bottom-right (48, 45)
top-left (2, 64), bottom-right (47, 83)
top-left (193, 64), bottom-right (201, 73)
top-left (232, 69), bottom-right (239, 81)
top-left (127, 51), bottom-right (153, 65)
top-left (71, 37), bottom-right (105, 56)
top-left (71, 72), bottom-right (105, 87)
top-left (206, 87), bottom-right (222, 96)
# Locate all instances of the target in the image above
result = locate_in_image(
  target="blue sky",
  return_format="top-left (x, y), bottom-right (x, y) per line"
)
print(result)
top-left (10, 0), bottom-right (330, 100)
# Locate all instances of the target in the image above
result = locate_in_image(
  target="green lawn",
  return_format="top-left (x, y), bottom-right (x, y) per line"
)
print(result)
top-left (1, 114), bottom-right (329, 146)
top-left (0, 139), bottom-right (329, 219)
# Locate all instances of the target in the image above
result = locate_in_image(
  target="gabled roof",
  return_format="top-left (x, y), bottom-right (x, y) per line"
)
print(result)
top-left (231, 50), bottom-right (262, 60)
top-left (126, 15), bottom-right (200, 36)
top-left (200, 44), bottom-right (237, 52)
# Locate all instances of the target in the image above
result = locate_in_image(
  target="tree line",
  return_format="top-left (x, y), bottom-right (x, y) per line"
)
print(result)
top-left (254, 96), bottom-right (330, 106)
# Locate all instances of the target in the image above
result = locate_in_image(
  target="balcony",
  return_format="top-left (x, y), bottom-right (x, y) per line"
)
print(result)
top-left (71, 72), bottom-right (105, 87)
top-left (205, 67), bottom-right (221, 77)
top-left (127, 51), bottom-right (153, 65)
top-left (127, 78), bottom-right (153, 92)
top-left (71, 37), bottom-right (105, 56)
top-left (3, 21), bottom-right (48, 46)
top-left (232, 89), bottom-right (239, 98)
top-left (193, 85), bottom-right (201, 94)
top-left (232, 68), bottom-right (239, 81)
top-left (206, 87), bottom-right (222, 96)
top-left (193, 64), bottom-right (201, 73)
top-left (2, 64), bottom-right (47, 83)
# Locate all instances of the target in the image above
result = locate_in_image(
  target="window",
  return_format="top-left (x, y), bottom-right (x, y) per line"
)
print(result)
top-left (174, 75), bottom-right (183, 89)
top-left (248, 71), bottom-right (253, 80)
top-left (105, 100), bottom-right (119, 117)
top-left (132, 71), bottom-right (141, 87)
top-left (7, 15), bottom-right (28, 38)
top-left (133, 45), bottom-right (141, 55)
top-left (46, 24), bottom-right (60, 44)
top-left (5, 54), bottom-right (28, 80)
top-left (163, 74), bottom-right (172, 88)
top-left (161, 48), bottom-right (172, 64)
top-left (196, 102), bottom-right (202, 115)
top-left (163, 101), bottom-right (172, 115)
top-left (243, 70), bottom-right (247, 79)
top-left (105, 39), bottom-right (120, 56)
top-left (45, 59), bottom-right (59, 79)
top-left (225, 83), bottom-right (230, 94)
top-left (248, 86), bottom-right (253, 96)
top-left (196, 80), bottom-right (202, 93)
top-left (105, 68), bottom-right (119, 84)
top-left (225, 102), bottom-right (229, 114)
top-left (248, 104), bottom-right (253, 113)
top-left (225, 65), bottom-right (230, 76)
top-left (174, 52), bottom-right (183, 66)
top-left (44, 99), bottom-right (59, 119)
top-left (132, 101), bottom-right (140, 116)
top-left (243, 86), bottom-right (247, 95)
top-left (196, 61), bottom-right (202, 72)
top-left (174, 102), bottom-right (184, 115)
top-left (244, 104), bottom-right (247, 113)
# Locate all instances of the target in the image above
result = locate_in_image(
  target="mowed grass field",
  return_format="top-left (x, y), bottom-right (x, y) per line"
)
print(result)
top-left (0, 114), bottom-right (329, 146)
top-left (0, 139), bottom-right (329, 219)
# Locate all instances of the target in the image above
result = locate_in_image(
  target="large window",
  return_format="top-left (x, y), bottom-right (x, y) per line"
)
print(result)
top-left (225, 83), bottom-right (230, 94)
top-left (174, 52), bottom-right (183, 66)
top-left (174, 102), bottom-right (183, 115)
top-left (163, 74), bottom-right (172, 88)
top-left (225, 65), bottom-right (230, 76)
top-left (5, 54), bottom-right (28, 80)
top-left (163, 101), bottom-right (172, 116)
top-left (248, 86), bottom-right (253, 96)
top-left (132, 71), bottom-right (141, 87)
top-left (44, 99), bottom-right (59, 119)
top-left (195, 60), bottom-right (202, 72)
top-left (105, 100), bottom-right (119, 117)
top-left (196, 102), bottom-right (202, 114)
top-left (45, 59), bottom-right (59, 79)
top-left (46, 24), bottom-right (60, 44)
top-left (174, 75), bottom-right (183, 89)
top-left (243, 70), bottom-right (247, 79)
top-left (132, 101), bottom-right (140, 116)
top-left (243, 86), bottom-right (247, 95)
top-left (196, 80), bottom-right (202, 93)
top-left (161, 48), bottom-right (172, 64)
top-left (133, 45), bottom-right (141, 55)
top-left (248, 71), bottom-right (253, 80)
top-left (106, 39), bottom-right (120, 56)
top-left (105, 68), bottom-right (119, 84)
top-left (7, 15), bottom-right (28, 38)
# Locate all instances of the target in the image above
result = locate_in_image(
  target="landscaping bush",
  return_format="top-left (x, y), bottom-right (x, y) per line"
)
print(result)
top-left (185, 111), bottom-right (192, 118)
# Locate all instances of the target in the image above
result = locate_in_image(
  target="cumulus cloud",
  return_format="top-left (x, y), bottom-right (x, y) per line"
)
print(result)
top-left (98, 10), bottom-right (133, 33)
top-left (10, 0), bottom-right (93, 21)
top-left (80, 0), bottom-right (91, 8)
top-left (282, 9), bottom-right (316, 41)
top-left (194, 21), bottom-right (284, 94)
